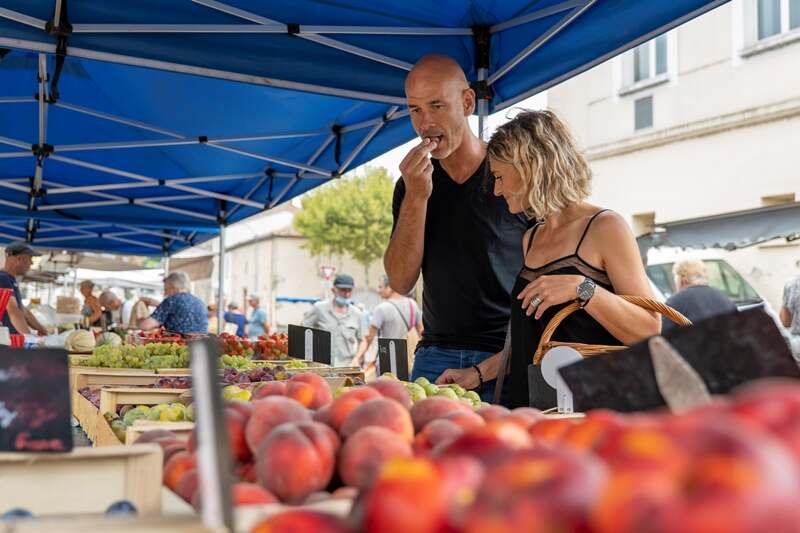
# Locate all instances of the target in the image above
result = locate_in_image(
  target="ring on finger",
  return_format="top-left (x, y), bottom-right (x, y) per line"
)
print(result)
top-left (529, 296), bottom-right (542, 310)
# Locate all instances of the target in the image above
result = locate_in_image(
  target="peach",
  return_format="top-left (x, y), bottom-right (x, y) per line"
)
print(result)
top-left (560, 409), bottom-right (627, 452)
top-left (225, 399), bottom-right (254, 422)
top-left (592, 421), bottom-right (800, 533)
top-left (414, 419), bottom-right (464, 455)
top-left (368, 377), bottom-right (412, 409)
top-left (410, 397), bottom-right (471, 432)
top-left (361, 456), bottom-right (450, 533)
top-left (340, 397), bottom-right (414, 442)
top-left (442, 410), bottom-right (485, 432)
top-left (236, 462), bottom-right (257, 483)
top-left (252, 381), bottom-right (287, 400)
top-left (528, 418), bottom-right (577, 444)
top-left (245, 396), bottom-right (311, 453)
top-left (465, 447), bottom-right (607, 533)
top-left (501, 407), bottom-right (543, 430)
top-left (174, 469), bottom-right (199, 503)
top-left (225, 408), bottom-right (252, 464)
top-left (163, 442), bottom-right (189, 465)
top-left (476, 404), bottom-right (511, 422)
top-left (286, 381), bottom-right (316, 408)
top-left (136, 429), bottom-right (178, 444)
top-left (328, 386), bottom-right (382, 432)
top-left (232, 482), bottom-right (279, 506)
top-left (255, 421), bottom-right (337, 503)
top-left (251, 510), bottom-right (350, 533)
top-left (339, 426), bottom-right (413, 489)
top-left (313, 404), bottom-right (332, 426)
top-left (436, 420), bottom-right (533, 466)
top-left (290, 373), bottom-right (333, 409)
top-left (164, 451), bottom-right (197, 491)
top-left (437, 455), bottom-right (486, 528)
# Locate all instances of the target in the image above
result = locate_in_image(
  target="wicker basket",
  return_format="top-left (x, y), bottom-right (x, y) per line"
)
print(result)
top-left (532, 295), bottom-right (692, 365)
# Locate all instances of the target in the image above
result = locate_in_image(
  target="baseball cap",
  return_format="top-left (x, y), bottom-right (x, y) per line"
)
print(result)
top-left (5, 241), bottom-right (41, 257)
top-left (333, 273), bottom-right (355, 289)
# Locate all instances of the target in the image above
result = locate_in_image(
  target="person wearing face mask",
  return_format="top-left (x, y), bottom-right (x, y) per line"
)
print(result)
top-left (384, 54), bottom-right (528, 401)
top-left (302, 274), bottom-right (364, 367)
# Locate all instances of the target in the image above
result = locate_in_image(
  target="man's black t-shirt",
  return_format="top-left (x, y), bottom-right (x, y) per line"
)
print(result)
top-left (392, 158), bottom-right (528, 353)
top-left (663, 285), bottom-right (737, 334)
top-left (0, 270), bottom-right (23, 334)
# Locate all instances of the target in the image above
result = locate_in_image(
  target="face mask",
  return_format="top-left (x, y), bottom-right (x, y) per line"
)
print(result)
top-left (334, 296), bottom-right (351, 307)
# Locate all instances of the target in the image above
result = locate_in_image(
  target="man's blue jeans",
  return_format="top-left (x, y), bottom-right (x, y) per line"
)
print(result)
top-left (411, 345), bottom-right (499, 403)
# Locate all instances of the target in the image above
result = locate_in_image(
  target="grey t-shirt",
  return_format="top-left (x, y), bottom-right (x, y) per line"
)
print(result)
top-left (371, 297), bottom-right (421, 339)
top-left (783, 276), bottom-right (800, 336)
top-left (302, 301), bottom-right (364, 367)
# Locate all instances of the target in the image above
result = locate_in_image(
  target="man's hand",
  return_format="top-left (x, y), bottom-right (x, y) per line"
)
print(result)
top-left (398, 138), bottom-right (438, 200)
top-left (436, 367), bottom-right (480, 390)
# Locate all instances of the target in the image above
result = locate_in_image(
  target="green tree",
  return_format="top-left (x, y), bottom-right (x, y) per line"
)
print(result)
top-left (294, 167), bottom-right (395, 286)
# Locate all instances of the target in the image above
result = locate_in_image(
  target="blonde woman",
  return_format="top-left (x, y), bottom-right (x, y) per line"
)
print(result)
top-left (437, 110), bottom-right (660, 408)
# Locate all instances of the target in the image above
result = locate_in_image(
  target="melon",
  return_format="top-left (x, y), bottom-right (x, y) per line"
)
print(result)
top-left (65, 329), bottom-right (96, 353)
top-left (97, 332), bottom-right (123, 347)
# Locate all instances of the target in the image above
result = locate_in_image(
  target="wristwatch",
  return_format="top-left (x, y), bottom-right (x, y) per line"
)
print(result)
top-left (576, 277), bottom-right (596, 308)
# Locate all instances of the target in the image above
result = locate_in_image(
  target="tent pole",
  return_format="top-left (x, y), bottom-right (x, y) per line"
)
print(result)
top-left (477, 68), bottom-right (489, 141)
top-left (217, 223), bottom-right (226, 335)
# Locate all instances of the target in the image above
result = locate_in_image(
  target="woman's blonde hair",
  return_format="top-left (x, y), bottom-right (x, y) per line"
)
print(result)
top-left (487, 109), bottom-right (592, 220)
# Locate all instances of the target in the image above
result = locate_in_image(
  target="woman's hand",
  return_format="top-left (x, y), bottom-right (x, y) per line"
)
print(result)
top-left (436, 367), bottom-right (480, 390)
top-left (517, 274), bottom-right (584, 320)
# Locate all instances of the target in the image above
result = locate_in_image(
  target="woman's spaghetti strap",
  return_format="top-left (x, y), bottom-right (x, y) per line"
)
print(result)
top-left (575, 209), bottom-right (610, 254)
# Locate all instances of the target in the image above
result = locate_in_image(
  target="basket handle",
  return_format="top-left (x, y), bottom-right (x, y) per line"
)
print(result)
top-left (534, 295), bottom-right (692, 363)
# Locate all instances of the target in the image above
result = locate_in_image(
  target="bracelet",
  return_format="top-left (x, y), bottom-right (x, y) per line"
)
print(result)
top-left (473, 364), bottom-right (484, 388)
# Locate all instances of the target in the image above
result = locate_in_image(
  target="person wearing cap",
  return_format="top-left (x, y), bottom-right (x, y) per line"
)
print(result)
top-left (302, 274), bottom-right (364, 367)
top-left (246, 295), bottom-right (270, 339)
top-left (0, 242), bottom-right (48, 335)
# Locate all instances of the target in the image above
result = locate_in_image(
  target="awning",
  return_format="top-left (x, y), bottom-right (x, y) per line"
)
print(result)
top-left (638, 202), bottom-right (800, 251)
top-left (0, 0), bottom-right (728, 256)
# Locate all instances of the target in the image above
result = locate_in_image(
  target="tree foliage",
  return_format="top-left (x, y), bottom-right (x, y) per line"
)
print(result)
top-left (293, 167), bottom-right (395, 283)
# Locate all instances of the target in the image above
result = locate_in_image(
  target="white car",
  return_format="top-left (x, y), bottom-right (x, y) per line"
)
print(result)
top-left (644, 248), bottom-right (789, 339)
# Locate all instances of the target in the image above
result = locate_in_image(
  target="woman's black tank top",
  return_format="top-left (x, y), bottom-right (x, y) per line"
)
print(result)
top-left (507, 210), bottom-right (623, 408)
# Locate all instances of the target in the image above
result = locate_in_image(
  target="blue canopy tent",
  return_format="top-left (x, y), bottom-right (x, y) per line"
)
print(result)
top-left (0, 0), bottom-right (728, 255)
top-left (1, 0), bottom-right (728, 345)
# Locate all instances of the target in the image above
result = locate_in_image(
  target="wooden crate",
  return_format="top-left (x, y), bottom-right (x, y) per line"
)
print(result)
top-left (72, 390), bottom-right (101, 443)
top-left (73, 370), bottom-right (187, 395)
top-left (126, 421), bottom-right (195, 445)
top-left (7, 516), bottom-right (218, 533)
top-left (99, 387), bottom-right (187, 417)
top-left (0, 445), bottom-right (163, 516)
top-left (234, 497), bottom-right (353, 533)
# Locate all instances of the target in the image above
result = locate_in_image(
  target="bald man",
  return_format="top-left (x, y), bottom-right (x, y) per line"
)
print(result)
top-left (384, 54), bottom-right (528, 402)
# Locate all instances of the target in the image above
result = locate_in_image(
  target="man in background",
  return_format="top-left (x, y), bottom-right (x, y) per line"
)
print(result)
top-left (224, 302), bottom-right (247, 337)
top-left (303, 274), bottom-right (364, 367)
top-left (247, 295), bottom-right (270, 339)
top-left (139, 272), bottom-right (207, 334)
top-left (663, 259), bottom-right (736, 334)
top-left (352, 274), bottom-right (422, 368)
top-left (0, 242), bottom-right (48, 335)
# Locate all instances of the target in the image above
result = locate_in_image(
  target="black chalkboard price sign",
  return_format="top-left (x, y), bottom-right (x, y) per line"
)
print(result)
top-left (376, 338), bottom-right (409, 381)
top-left (0, 348), bottom-right (72, 452)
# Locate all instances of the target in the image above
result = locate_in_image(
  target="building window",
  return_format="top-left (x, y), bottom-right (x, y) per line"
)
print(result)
top-left (743, 0), bottom-right (800, 51)
top-left (619, 33), bottom-right (672, 95)
top-left (634, 96), bottom-right (653, 130)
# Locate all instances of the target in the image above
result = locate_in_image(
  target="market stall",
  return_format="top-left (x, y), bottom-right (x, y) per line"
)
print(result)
top-left (11, 2), bottom-right (800, 532)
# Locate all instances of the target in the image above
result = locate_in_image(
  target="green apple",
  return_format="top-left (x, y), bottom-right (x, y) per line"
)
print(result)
top-left (405, 383), bottom-right (427, 402)
top-left (464, 391), bottom-right (481, 404)
top-left (423, 383), bottom-right (440, 397)
top-left (436, 388), bottom-right (459, 400)
top-left (414, 376), bottom-right (431, 387)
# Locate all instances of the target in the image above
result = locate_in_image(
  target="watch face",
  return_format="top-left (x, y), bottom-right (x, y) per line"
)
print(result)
top-left (578, 279), bottom-right (595, 301)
